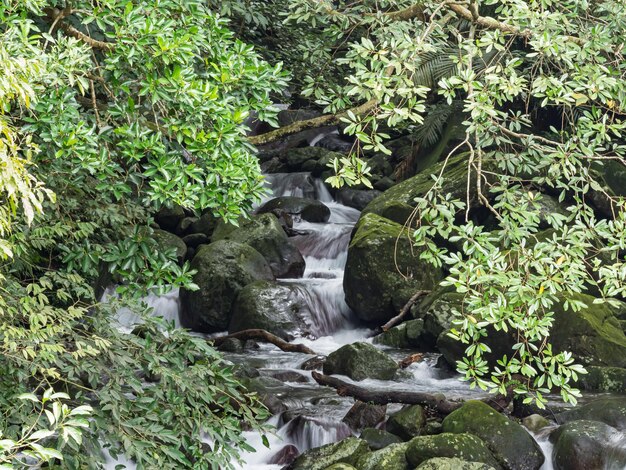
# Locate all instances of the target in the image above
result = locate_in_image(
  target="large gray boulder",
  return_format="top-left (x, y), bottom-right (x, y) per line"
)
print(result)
top-left (441, 401), bottom-right (544, 470)
top-left (323, 342), bottom-right (398, 381)
top-left (179, 241), bottom-right (273, 332)
top-left (344, 213), bottom-right (443, 324)
top-left (551, 420), bottom-right (626, 470)
top-left (229, 281), bottom-right (309, 339)
top-left (212, 213), bottom-right (305, 278)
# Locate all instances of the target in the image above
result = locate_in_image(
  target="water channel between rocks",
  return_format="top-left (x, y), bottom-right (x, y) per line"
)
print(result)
top-left (106, 172), bottom-right (625, 470)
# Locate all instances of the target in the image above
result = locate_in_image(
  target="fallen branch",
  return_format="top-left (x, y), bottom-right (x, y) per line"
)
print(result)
top-left (212, 329), bottom-right (317, 355)
top-left (312, 372), bottom-right (514, 414)
top-left (398, 352), bottom-right (425, 369)
top-left (381, 289), bottom-right (430, 332)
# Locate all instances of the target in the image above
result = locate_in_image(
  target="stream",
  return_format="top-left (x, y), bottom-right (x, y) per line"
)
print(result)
top-left (106, 171), bottom-right (626, 470)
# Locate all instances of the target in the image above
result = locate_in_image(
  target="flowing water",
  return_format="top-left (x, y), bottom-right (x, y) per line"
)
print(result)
top-left (105, 171), bottom-right (626, 469)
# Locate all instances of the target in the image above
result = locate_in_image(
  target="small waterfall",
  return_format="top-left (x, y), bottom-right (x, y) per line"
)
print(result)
top-left (102, 287), bottom-right (180, 333)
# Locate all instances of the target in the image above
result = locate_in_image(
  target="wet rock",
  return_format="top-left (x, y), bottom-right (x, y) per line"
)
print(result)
top-left (154, 204), bottom-right (185, 232)
top-left (415, 457), bottom-right (497, 470)
top-left (557, 397), bottom-right (626, 430)
top-left (324, 464), bottom-right (357, 470)
top-left (360, 428), bottom-right (403, 450)
top-left (179, 241), bottom-right (273, 333)
top-left (152, 228), bottom-right (186, 265)
top-left (188, 212), bottom-right (218, 237)
top-left (301, 355), bottom-right (325, 371)
top-left (406, 433), bottom-right (502, 469)
top-left (551, 420), bottom-right (626, 470)
top-left (287, 437), bottom-right (369, 470)
top-left (355, 442), bottom-right (410, 470)
top-left (181, 233), bottom-right (209, 248)
top-left (241, 376), bottom-right (287, 414)
top-left (266, 370), bottom-right (309, 383)
top-left (386, 405), bottom-right (426, 440)
top-left (418, 292), bottom-right (466, 346)
top-left (216, 337), bottom-right (244, 353)
top-left (373, 319), bottom-right (426, 349)
top-left (336, 189), bottom-right (382, 211)
top-left (522, 415), bottom-right (551, 434)
top-left (576, 366), bottom-right (626, 393)
top-left (212, 213), bottom-right (305, 278)
top-left (442, 400), bottom-right (544, 470)
top-left (342, 401), bottom-right (387, 430)
top-left (258, 196), bottom-right (331, 223)
top-left (269, 444), bottom-right (299, 466)
top-left (229, 281), bottom-right (309, 340)
top-left (323, 342), bottom-right (398, 381)
top-left (232, 363), bottom-right (259, 379)
top-left (344, 213), bottom-right (443, 324)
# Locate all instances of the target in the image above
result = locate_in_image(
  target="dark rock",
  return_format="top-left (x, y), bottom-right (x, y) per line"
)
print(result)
top-left (344, 213), bottom-right (443, 324)
top-left (179, 241), bottom-right (273, 333)
top-left (216, 337), bottom-right (244, 353)
top-left (373, 319), bottom-right (426, 349)
top-left (175, 216), bottom-right (197, 236)
top-left (386, 405), bottom-right (426, 440)
top-left (551, 420), bottom-right (626, 470)
top-left (336, 189), bottom-right (382, 211)
top-left (442, 400), bottom-right (544, 470)
top-left (557, 397), bottom-right (626, 430)
top-left (152, 228), bottom-right (186, 265)
top-left (406, 433), bottom-right (502, 469)
top-left (181, 233), bottom-right (210, 248)
top-left (323, 342), bottom-right (398, 381)
top-left (355, 442), bottom-right (410, 470)
top-left (241, 376), bottom-right (288, 414)
top-left (415, 457), bottom-right (497, 470)
top-left (269, 445), bottom-right (299, 466)
top-left (188, 212), bottom-right (218, 237)
top-left (576, 366), bottom-right (626, 392)
top-left (300, 355), bottom-right (325, 371)
top-left (287, 437), bottom-right (369, 470)
top-left (342, 402), bottom-right (387, 430)
top-left (373, 176), bottom-right (396, 191)
top-left (212, 213), bottom-right (305, 278)
top-left (229, 281), bottom-right (309, 340)
top-left (258, 196), bottom-right (331, 223)
top-left (360, 428), bottom-right (403, 450)
top-left (265, 370), bottom-right (309, 383)
top-left (154, 205), bottom-right (185, 232)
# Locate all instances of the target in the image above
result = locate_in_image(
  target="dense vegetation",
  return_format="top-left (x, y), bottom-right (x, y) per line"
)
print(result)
top-left (2, 0), bottom-right (626, 468)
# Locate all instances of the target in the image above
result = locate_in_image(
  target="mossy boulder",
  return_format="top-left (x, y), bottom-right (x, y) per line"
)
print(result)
top-left (212, 213), bottom-right (305, 278)
top-left (354, 442), bottom-right (410, 470)
top-left (557, 397), bottom-right (626, 430)
top-left (406, 433), bottom-right (502, 469)
top-left (576, 366), bottom-right (626, 392)
top-left (360, 428), bottom-right (403, 450)
top-left (417, 292), bottom-right (466, 346)
top-left (229, 281), bottom-right (309, 339)
top-left (324, 464), bottom-right (357, 470)
top-left (152, 228), bottom-right (186, 265)
top-left (288, 437), bottom-right (370, 470)
top-left (323, 342), bottom-right (398, 381)
top-left (373, 319), bottom-right (426, 349)
top-left (415, 457), bottom-right (497, 470)
top-left (362, 153), bottom-right (473, 225)
top-left (344, 213), bottom-right (443, 324)
top-left (386, 405), bottom-right (426, 440)
top-left (258, 196), bottom-right (331, 223)
top-left (550, 420), bottom-right (626, 470)
top-left (179, 241), bottom-right (273, 332)
top-left (442, 401), bottom-right (544, 470)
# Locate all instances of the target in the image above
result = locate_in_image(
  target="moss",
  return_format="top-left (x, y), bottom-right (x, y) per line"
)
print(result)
top-left (355, 443), bottom-right (410, 470)
top-left (152, 228), bottom-right (186, 265)
top-left (415, 457), bottom-right (497, 470)
top-left (323, 342), bottom-right (398, 381)
top-left (386, 405), bottom-right (426, 440)
top-left (290, 437), bottom-right (370, 470)
top-left (406, 433), bottom-right (501, 469)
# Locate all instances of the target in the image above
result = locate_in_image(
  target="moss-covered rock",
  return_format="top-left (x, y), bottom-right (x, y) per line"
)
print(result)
top-left (415, 457), bottom-right (497, 470)
top-left (179, 241), bottom-right (273, 332)
top-left (362, 153), bottom-right (472, 225)
top-left (354, 442), bottom-right (410, 470)
top-left (229, 281), bottom-right (309, 339)
top-left (258, 196), bottom-right (331, 223)
top-left (342, 402), bottom-right (387, 430)
top-left (212, 213), bottom-right (305, 278)
top-left (442, 401), bottom-right (544, 470)
top-left (152, 228), bottom-right (186, 265)
top-left (406, 433), bottom-right (502, 469)
top-left (323, 342), bottom-right (398, 381)
top-left (373, 319), bottom-right (426, 349)
top-left (288, 437), bottom-right (370, 470)
top-left (344, 213), bottom-right (443, 324)
top-left (551, 420), bottom-right (626, 470)
top-left (324, 464), bottom-right (357, 470)
top-left (576, 366), bottom-right (626, 393)
top-left (557, 397), bottom-right (626, 430)
top-left (417, 292), bottom-right (466, 346)
top-left (337, 189), bottom-right (383, 211)
top-left (521, 415), bottom-right (551, 434)
top-left (360, 428), bottom-right (403, 451)
top-left (386, 405), bottom-right (426, 440)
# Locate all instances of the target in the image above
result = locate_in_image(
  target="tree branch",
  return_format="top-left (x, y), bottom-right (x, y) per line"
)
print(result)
top-left (385, 3), bottom-right (426, 22)
top-left (381, 289), bottom-right (430, 332)
top-left (212, 329), bottom-right (318, 355)
top-left (44, 8), bottom-right (115, 51)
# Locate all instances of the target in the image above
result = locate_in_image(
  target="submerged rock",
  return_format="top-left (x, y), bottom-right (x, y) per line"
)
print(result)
top-left (386, 405), bottom-right (426, 440)
top-left (258, 196), bottom-right (331, 223)
top-left (344, 213), bottom-right (442, 324)
top-left (179, 241), bottom-right (273, 332)
top-left (415, 457), bottom-right (497, 470)
top-left (287, 437), bottom-right (369, 470)
top-left (442, 400), bottom-right (544, 470)
top-left (406, 433), bottom-right (502, 469)
top-left (355, 442), bottom-right (410, 470)
top-left (229, 281), bottom-right (309, 339)
top-left (212, 213), bottom-right (305, 278)
top-left (323, 342), bottom-right (398, 381)
top-left (551, 420), bottom-right (626, 470)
